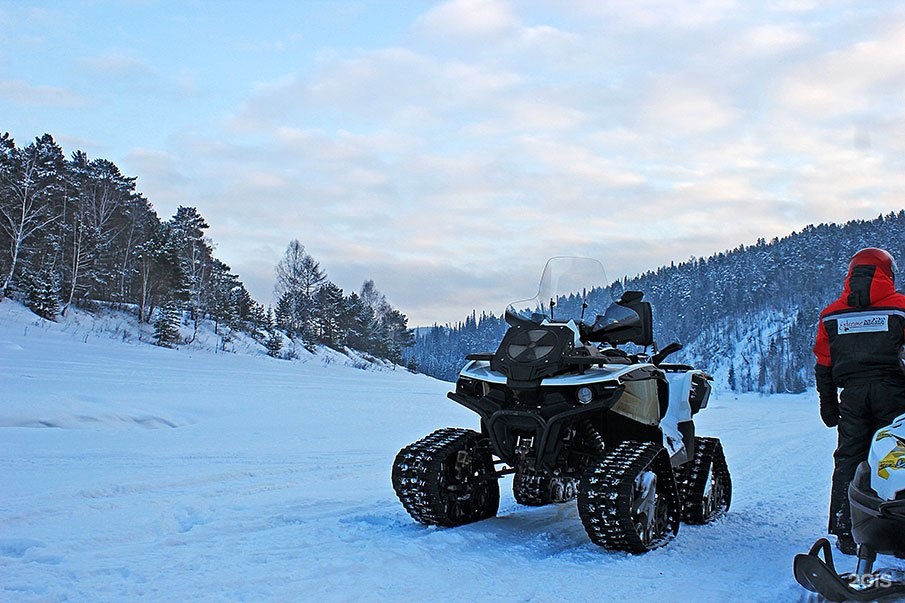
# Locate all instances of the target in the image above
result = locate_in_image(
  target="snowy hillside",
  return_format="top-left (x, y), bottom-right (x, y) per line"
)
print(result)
top-left (2, 300), bottom-right (902, 602)
top-left (408, 212), bottom-right (905, 394)
top-left (680, 306), bottom-right (810, 396)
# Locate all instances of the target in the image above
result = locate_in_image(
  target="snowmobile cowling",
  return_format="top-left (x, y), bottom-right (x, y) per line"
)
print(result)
top-left (794, 411), bottom-right (905, 601)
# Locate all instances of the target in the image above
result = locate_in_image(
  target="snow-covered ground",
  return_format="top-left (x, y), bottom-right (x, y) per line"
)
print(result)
top-left (2, 300), bottom-right (901, 602)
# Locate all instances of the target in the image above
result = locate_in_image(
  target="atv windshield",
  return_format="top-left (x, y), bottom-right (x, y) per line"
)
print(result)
top-left (505, 257), bottom-right (612, 328)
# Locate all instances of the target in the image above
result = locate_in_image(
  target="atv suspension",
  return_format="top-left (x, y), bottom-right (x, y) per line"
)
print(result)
top-left (513, 465), bottom-right (578, 506)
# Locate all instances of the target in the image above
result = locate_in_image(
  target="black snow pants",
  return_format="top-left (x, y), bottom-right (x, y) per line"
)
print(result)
top-left (829, 379), bottom-right (905, 536)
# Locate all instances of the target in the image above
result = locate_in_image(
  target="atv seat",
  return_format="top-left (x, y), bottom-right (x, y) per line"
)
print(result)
top-left (611, 291), bottom-right (654, 347)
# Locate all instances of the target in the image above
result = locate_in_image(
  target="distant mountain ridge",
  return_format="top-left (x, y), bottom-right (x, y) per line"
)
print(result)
top-left (405, 211), bottom-right (905, 393)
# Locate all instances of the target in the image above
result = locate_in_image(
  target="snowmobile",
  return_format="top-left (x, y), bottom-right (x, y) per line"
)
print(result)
top-left (392, 257), bottom-right (731, 553)
top-left (794, 412), bottom-right (905, 601)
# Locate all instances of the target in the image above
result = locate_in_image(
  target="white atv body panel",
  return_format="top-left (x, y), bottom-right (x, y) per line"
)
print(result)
top-left (661, 371), bottom-right (693, 458)
top-left (663, 371), bottom-right (696, 423)
top-left (459, 360), bottom-right (704, 461)
top-left (458, 360), bottom-right (648, 386)
top-left (869, 412), bottom-right (905, 501)
top-left (459, 360), bottom-right (507, 384)
top-left (660, 369), bottom-right (708, 459)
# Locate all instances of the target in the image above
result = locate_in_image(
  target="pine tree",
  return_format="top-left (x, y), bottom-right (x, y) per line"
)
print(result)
top-left (169, 206), bottom-right (211, 324)
top-left (382, 307), bottom-right (414, 365)
top-left (24, 270), bottom-right (60, 320)
top-left (315, 282), bottom-right (344, 347)
top-left (265, 330), bottom-right (284, 358)
top-left (153, 302), bottom-right (182, 347)
top-left (134, 218), bottom-right (185, 323)
top-left (207, 259), bottom-right (241, 334)
top-left (275, 291), bottom-right (296, 335)
top-left (67, 155), bottom-right (140, 304)
top-left (246, 300), bottom-right (269, 340)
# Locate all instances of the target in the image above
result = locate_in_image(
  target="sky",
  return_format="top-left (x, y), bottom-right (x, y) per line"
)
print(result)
top-left (3, 0), bottom-right (905, 326)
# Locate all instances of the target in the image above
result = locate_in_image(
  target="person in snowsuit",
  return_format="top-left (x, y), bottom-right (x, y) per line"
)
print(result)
top-left (814, 247), bottom-right (905, 554)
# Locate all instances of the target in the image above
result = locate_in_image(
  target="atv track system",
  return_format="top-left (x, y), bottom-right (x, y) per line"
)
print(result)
top-left (392, 428), bottom-right (500, 527)
top-left (513, 464), bottom-right (579, 506)
top-left (577, 440), bottom-right (681, 553)
top-left (675, 436), bottom-right (731, 524)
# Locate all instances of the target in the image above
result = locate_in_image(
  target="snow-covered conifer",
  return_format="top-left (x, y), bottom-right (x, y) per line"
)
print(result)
top-left (265, 330), bottom-right (283, 358)
top-left (153, 302), bottom-right (182, 347)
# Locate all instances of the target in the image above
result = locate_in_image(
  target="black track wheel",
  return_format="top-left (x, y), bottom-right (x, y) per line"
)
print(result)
top-left (578, 440), bottom-right (680, 553)
top-left (675, 436), bottom-right (731, 524)
top-left (392, 428), bottom-right (500, 527)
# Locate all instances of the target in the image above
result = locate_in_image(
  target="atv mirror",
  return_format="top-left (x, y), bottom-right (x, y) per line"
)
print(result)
top-left (586, 303), bottom-right (642, 342)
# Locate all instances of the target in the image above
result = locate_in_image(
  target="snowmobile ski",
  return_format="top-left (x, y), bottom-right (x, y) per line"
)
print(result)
top-left (794, 538), bottom-right (905, 602)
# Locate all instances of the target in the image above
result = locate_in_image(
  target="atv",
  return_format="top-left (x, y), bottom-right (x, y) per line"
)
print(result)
top-left (392, 257), bottom-right (731, 552)
top-left (794, 412), bottom-right (905, 601)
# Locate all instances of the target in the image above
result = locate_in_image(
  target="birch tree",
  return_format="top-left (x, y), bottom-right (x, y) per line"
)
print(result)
top-left (0, 134), bottom-right (65, 296)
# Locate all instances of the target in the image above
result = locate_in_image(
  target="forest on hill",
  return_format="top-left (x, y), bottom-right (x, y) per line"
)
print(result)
top-left (0, 132), bottom-right (412, 364)
top-left (406, 211), bottom-right (905, 393)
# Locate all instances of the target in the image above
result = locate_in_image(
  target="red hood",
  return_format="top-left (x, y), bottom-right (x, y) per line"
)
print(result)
top-left (842, 263), bottom-right (897, 307)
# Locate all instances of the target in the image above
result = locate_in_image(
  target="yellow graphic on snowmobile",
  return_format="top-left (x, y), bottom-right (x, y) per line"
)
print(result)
top-left (876, 429), bottom-right (905, 479)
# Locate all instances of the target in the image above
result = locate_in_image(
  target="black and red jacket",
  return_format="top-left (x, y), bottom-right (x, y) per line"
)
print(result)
top-left (814, 262), bottom-right (905, 393)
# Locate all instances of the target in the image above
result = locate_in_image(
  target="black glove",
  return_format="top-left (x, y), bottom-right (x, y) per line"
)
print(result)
top-left (820, 394), bottom-right (840, 428)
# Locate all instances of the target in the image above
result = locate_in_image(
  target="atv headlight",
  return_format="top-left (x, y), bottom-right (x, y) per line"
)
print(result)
top-left (576, 386), bottom-right (594, 404)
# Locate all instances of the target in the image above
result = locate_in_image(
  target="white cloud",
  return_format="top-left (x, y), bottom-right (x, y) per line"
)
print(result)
top-left (777, 21), bottom-right (905, 118)
top-left (0, 79), bottom-right (86, 107)
top-left (515, 25), bottom-right (582, 52)
top-left (520, 137), bottom-right (647, 189)
top-left (641, 81), bottom-right (737, 136)
top-left (731, 24), bottom-right (810, 56)
top-left (561, 0), bottom-right (739, 29)
top-left (79, 52), bottom-right (156, 79)
top-left (229, 48), bottom-right (524, 139)
top-left (175, 70), bottom-right (203, 98)
top-left (509, 101), bottom-right (588, 132)
top-left (415, 0), bottom-right (519, 38)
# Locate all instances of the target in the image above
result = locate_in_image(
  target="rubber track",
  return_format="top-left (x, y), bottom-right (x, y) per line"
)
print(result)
top-left (513, 466), bottom-right (578, 506)
top-left (674, 436), bottom-right (731, 524)
top-left (392, 427), bottom-right (499, 527)
top-left (513, 465), bottom-right (553, 506)
top-left (577, 440), bottom-right (680, 553)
